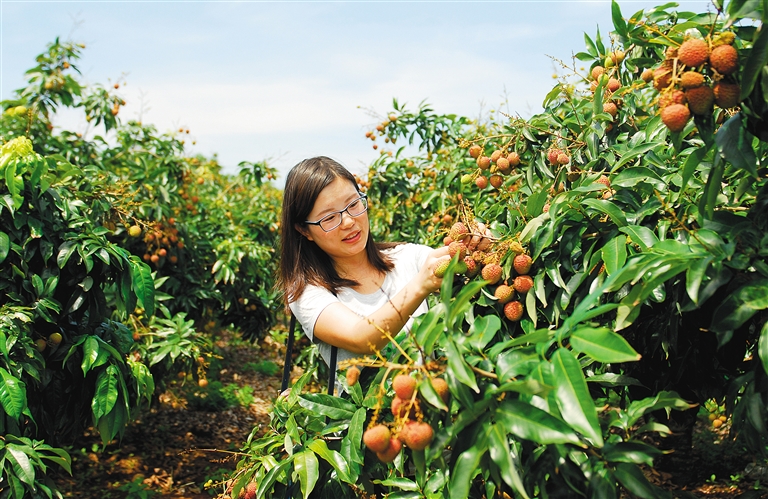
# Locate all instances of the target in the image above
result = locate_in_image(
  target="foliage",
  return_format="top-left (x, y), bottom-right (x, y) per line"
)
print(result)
top-left (0, 37), bottom-right (281, 495)
top-left (230, 0), bottom-right (768, 497)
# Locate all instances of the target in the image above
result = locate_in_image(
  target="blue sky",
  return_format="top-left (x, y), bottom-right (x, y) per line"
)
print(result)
top-left (2, 0), bottom-right (713, 180)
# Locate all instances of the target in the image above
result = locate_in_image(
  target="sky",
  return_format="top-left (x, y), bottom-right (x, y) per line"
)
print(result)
top-left (1, 0), bottom-right (714, 182)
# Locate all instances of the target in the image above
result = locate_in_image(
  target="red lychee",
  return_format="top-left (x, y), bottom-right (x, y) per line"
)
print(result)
top-left (685, 85), bottom-right (714, 115)
top-left (513, 275), bottom-right (534, 294)
top-left (678, 38), bottom-right (709, 67)
top-left (481, 263), bottom-right (503, 285)
top-left (494, 284), bottom-right (514, 304)
top-left (401, 421), bottom-right (434, 451)
top-left (504, 301), bottom-right (525, 322)
top-left (660, 103), bottom-right (691, 132)
top-left (363, 424), bottom-right (392, 453)
top-left (468, 144), bottom-right (482, 158)
top-left (393, 373), bottom-right (417, 400)
top-left (376, 438), bottom-right (402, 463)
top-left (709, 44), bottom-right (738, 75)
top-left (713, 81), bottom-right (741, 109)
top-left (513, 254), bottom-right (533, 275)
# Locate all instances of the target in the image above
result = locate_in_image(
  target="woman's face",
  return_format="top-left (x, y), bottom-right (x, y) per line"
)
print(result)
top-left (301, 177), bottom-right (369, 263)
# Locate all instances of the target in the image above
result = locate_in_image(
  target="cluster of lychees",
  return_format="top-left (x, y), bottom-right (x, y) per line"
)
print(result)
top-left (588, 60), bottom-right (623, 130)
top-left (436, 221), bottom-right (534, 323)
top-left (132, 219), bottom-right (184, 267)
top-left (357, 370), bottom-right (449, 462)
top-left (640, 33), bottom-right (741, 132)
top-left (462, 144), bottom-right (522, 191)
top-left (364, 113), bottom-right (398, 155)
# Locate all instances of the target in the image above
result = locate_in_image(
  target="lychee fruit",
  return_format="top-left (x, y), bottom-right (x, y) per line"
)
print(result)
top-left (128, 225), bottom-right (142, 238)
top-left (606, 78), bottom-right (620, 93)
top-left (431, 377), bottom-right (450, 405)
top-left (243, 481), bottom-right (258, 499)
top-left (713, 81), bottom-right (741, 109)
top-left (685, 85), bottom-right (714, 115)
top-left (475, 175), bottom-right (488, 189)
top-left (376, 438), bottom-right (402, 463)
top-left (393, 373), bottom-right (417, 400)
top-left (463, 257), bottom-right (479, 278)
top-left (490, 174), bottom-right (504, 189)
top-left (496, 157), bottom-right (510, 171)
top-left (469, 145), bottom-right (482, 158)
top-left (680, 71), bottom-right (705, 89)
top-left (557, 153), bottom-right (570, 165)
top-left (494, 284), bottom-right (514, 304)
top-left (513, 254), bottom-right (533, 275)
top-left (448, 240), bottom-right (468, 260)
top-left (709, 44), bottom-right (738, 75)
top-left (591, 65), bottom-right (605, 80)
top-left (547, 148), bottom-right (562, 164)
top-left (481, 263), bottom-right (503, 285)
top-left (346, 366), bottom-right (360, 387)
top-left (477, 156), bottom-right (491, 170)
top-left (504, 301), bottom-right (525, 322)
top-left (678, 38), bottom-right (709, 67)
top-left (661, 103), bottom-right (691, 132)
top-left (595, 175), bottom-right (611, 188)
top-left (653, 66), bottom-right (673, 90)
top-left (603, 102), bottom-right (618, 117)
top-left (506, 151), bottom-right (521, 167)
top-left (513, 275), bottom-right (534, 294)
top-left (433, 259), bottom-right (450, 278)
top-left (449, 222), bottom-right (469, 242)
top-left (658, 89), bottom-right (687, 109)
top-left (363, 424), bottom-right (392, 453)
top-left (401, 421), bottom-right (434, 451)
top-left (490, 150), bottom-right (503, 163)
top-left (391, 396), bottom-right (418, 419)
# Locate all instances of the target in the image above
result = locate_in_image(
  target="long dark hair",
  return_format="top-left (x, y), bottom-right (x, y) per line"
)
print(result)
top-left (277, 156), bottom-right (396, 306)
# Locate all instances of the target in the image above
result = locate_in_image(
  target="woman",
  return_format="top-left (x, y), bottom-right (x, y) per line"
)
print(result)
top-left (277, 156), bottom-right (454, 370)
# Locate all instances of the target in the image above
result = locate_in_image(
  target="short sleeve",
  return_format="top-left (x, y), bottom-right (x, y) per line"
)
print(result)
top-left (288, 284), bottom-right (339, 341)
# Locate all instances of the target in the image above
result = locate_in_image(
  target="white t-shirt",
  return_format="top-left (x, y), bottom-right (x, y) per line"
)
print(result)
top-left (288, 243), bottom-right (433, 369)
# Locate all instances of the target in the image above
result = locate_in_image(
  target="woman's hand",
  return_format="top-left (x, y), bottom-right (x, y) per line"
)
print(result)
top-left (467, 222), bottom-right (494, 252)
top-left (420, 245), bottom-right (451, 294)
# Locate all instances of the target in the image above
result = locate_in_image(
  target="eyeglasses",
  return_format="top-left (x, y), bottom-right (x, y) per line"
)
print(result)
top-left (305, 195), bottom-right (369, 232)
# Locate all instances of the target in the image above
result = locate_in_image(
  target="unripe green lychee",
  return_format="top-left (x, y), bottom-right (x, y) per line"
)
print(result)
top-left (433, 260), bottom-right (450, 278)
top-left (48, 332), bottom-right (63, 346)
top-left (128, 225), bottom-right (142, 238)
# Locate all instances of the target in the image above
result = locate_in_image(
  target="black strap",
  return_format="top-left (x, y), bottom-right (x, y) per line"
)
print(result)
top-left (327, 346), bottom-right (338, 395)
top-left (281, 314), bottom-right (296, 393)
top-left (281, 314), bottom-right (339, 395)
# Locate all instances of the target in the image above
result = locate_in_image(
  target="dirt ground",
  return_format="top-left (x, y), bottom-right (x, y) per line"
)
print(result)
top-left (52, 330), bottom-right (767, 498)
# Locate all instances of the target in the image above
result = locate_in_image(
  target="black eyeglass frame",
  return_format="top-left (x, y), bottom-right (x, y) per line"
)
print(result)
top-left (304, 194), bottom-right (369, 232)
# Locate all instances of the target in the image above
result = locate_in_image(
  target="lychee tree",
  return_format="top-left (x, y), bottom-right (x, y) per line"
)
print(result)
top-left (228, 0), bottom-right (768, 497)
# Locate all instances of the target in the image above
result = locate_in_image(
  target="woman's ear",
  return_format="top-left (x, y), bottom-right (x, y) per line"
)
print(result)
top-left (295, 223), bottom-right (313, 241)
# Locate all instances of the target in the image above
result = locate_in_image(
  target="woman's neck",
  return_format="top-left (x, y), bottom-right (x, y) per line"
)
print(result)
top-left (334, 253), bottom-right (384, 293)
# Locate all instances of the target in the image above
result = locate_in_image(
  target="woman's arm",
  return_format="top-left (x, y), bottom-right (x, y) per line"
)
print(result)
top-left (313, 245), bottom-right (451, 354)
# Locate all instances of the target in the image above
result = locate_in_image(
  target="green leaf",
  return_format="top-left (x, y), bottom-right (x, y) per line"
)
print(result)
top-left (298, 393), bottom-right (357, 420)
top-left (306, 439), bottom-right (353, 484)
top-left (81, 336), bottom-right (100, 375)
top-left (469, 314), bottom-right (501, 351)
top-left (582, 198), bottom-right (627, 227)
top-left (602, 236), bottom-right (627, 275)
top-left (611, 0), bottom-right (628, 37)
top-left (570, 327), bottom-right (641, 363)
top-left (6, 444), bottom-right (35, 485)
top-left (759, 321), bottom-right (768, 377)
top-left (551, 348), bottom-right (603, 447)
top-left (610, 142), bottom-right (661, 172)
top-left (448, 279), bottom-right (487, 328)
top-left (293, 450), bottom-right (319, 499)
top-left (612, 167), bottom-right (665, 190)
top-left (129, 256), bottom-right (155, 318)
top-left (487, 423), bottom-right (530, 499)
top-left (413, 303), bottom-right (445, 356)
top-left (445, 338), bottom-right (478, 392)
top-left (0, 367), bottom-right (27, 419)
top-left (679, 145), bottom-right (710, 196)
top-left (56, 240), bottom-right (77, 268)
top-left (740, 21), bottom-right (768, 99)
top-left (0, 231), bottom-right (9, 264)
top-left (603, 441), bottom-right (663, 466)
top-left (449, 432), bottom-right (487, 499)
top-left (374, 477), bottom-right (420, 491)
top-left (613, 462), bottom-right (662, 499)
top-left (496, 400), bottom-right (585, 447)
top-left (710, 278), bottom-right (768, 346)
top-left (715, 114), bottom-right (757, 177)
top-left (91, 365), bottom-right (119, 421)
top-left (620, 226), bottom-right (658, 251)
